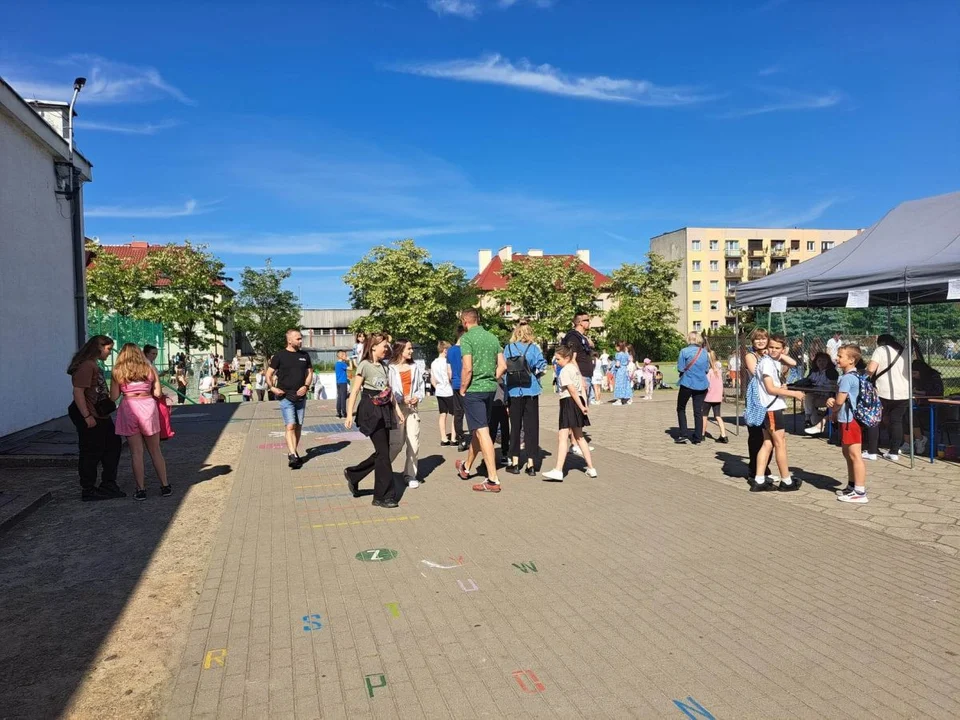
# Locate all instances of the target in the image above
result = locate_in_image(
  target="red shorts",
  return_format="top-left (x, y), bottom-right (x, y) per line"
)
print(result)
top-left (839, 420), bottom-right (862, 445)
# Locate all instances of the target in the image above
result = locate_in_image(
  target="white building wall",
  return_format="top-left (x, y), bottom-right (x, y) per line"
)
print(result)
top-left (0, 115), bottom-right (78, 436)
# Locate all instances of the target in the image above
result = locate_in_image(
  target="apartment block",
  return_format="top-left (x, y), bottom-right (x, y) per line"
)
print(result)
top-left (650, 227), bottom-right (859, 333)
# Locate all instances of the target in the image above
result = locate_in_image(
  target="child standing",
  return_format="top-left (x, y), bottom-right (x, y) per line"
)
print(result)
top-left (641, 358), bottom-right (657, 400)
top-left (334, 350), bottom-right (349, 419)
top-left (542, 346), bottom-right (597, 481)
top-left (591, 352), bottom-right (603, 404)
top-left (751, 334), bottom-right (805, 492)
top-left (828, 344), bottom-right (868, 503)
top-left (430, 341), bottom-right (456, 445)
top-left (703, 352), bottom-right (728, 443)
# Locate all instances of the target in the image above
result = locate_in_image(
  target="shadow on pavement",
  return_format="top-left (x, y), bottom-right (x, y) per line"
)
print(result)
top-left (0, 401), bottom-right (244, 718)
top-left (418, 453), bottom-right (446, 480)
top-left (300, 440), bottom-right (350, 466)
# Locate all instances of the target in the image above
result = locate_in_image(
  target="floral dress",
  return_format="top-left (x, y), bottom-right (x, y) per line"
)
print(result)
top-left (614, 351), bottom-right (633, 400)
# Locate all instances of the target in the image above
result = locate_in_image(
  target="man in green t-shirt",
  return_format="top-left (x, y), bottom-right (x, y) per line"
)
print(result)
top-left (454, 308), bottom-right (507, 492)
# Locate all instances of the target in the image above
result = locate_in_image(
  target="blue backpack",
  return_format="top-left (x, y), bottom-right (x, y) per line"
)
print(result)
top-left (848, 373), bottom-right (883, 428)
top-left (744, 355), bottom-right (776, 427)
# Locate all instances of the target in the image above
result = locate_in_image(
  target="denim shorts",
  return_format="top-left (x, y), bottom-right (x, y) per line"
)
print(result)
top-left (279, 397), bottom-right (306, 426)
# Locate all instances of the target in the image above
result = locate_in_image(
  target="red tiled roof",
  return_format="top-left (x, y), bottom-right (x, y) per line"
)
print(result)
top-left (472, 254), bottom-right (611, 291)
top-left (87, 242), bottom-right (227, 287)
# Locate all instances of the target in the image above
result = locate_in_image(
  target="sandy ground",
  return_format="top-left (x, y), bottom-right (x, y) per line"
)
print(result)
top-left (0, 410), bottom-right (247, 720)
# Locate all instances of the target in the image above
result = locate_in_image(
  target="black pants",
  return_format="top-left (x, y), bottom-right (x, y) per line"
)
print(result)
top-left (866, 398), bottom-right (909, 455)
top-left (452, 391), bottom-right (466, 441)
top-left (748, 425), bottom-right (771, 477)
top-left (256, 389), bottom-right (266, 401)
top-left (336, 383), bottom-right (348, 418)
top-left (177, 383), bottom-right (187, 404)
top-left (345, 425), bottom-right (394, 502)
top-left (676, 386), bottom-right (707, 441)
top-left (509, 395), bottom-right (540, 468)
top-left (489, 402), bottom-right (510, 456)
top-left (68, 402), bottom-right (122, 490)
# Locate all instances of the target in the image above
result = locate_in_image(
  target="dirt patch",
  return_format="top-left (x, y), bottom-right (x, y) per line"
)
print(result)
top-left (0, 415), bottom-right (246, 720)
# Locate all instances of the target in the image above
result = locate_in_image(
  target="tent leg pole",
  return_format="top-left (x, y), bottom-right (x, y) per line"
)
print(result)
top-left (907, 294), bottom-right (915, 469)
top-left (735, 313), bottom-right (740, 437)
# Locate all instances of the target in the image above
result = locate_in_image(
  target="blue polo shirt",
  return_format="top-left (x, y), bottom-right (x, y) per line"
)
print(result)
top-left (447, 344), bottom-right (463, 390)
top-left (335, 360), bottom-right (349, 384)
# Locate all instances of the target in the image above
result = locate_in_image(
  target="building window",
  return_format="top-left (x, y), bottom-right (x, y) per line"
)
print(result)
top-left (773, 261), bottom-right (786, 272)
top-left (692, 260), bottom-right (701, 271)
top-left (693, 301), bottom-right (702, 312)
top-left (710, 280), bottom-right (719, 291)
top-left (692, 281), bottom-right (701, 292)
top-left (709, 260), bottom-right (719, 271)
top-left (725, 240), bottom-right (740, 252)
top-left (691, 240), bottom-right (701, 251)
top-left (749, 261), bottom-right (763, 270)
top-left (807, 241), bottom-right (815, 251)
top-left (693, 321), bottom-right (702, 331)
top-left (821, 241), bottom-right (835, 252)
top-left (709, 240), bottom-right (719, 250)
top-left (727, 262), bottom-right (740, 273)
top-left (710, 300), bottom-right (719, 311)
top-left (710, 320), bottom-right (720, 330)
top-left (791, 239), bottom-right (800, 250)
top-left (593, 298), bottom-right (604, 311)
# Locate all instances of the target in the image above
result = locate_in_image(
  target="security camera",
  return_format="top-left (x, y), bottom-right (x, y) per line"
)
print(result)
top-left (74, 77), bottom-right (86, 91)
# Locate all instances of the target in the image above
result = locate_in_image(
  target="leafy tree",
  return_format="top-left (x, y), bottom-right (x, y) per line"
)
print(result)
top-left (492, 256), bottom-right (599, 345)
top-left (343, 239), bottom-right (476, 345)
top-left (604, 253), bottom-right (685, 360)
top-left (234, 259), bottom-right (302, 358)
top-left (84, 239), bottom-right (152, 317)
top-left (140, 241), bottom-right (232, 357)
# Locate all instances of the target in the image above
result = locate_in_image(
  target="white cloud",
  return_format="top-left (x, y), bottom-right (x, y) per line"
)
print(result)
top-left (429, 0), bottom-right (478, 18)
top-left (86, 199), bottom-right (208, 219)
top-left (225, 265), bottom-right (353, 272)
top-left (75, 118), bottom-right (181, 135)
top-left (603, 231), bottom-right (633, 243)
top-left (6, 55), bottom-right (193, 105)
top-left (757, 64), bottom-right (782, 77)
top-left (394, 53), bottom-right (713, 106)
top-left (720, 88), bottom-right (843, 118)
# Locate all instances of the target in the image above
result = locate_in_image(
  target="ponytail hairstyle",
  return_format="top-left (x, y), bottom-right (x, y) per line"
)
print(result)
top-left (554, 345), bottom-right (574, 361)
top-left (67, 335), bottom-right (114, 375)
top-left (361, 332), bottom-right (389, 363)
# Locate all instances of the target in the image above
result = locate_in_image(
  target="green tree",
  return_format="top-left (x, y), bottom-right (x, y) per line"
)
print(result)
top-left (343, 239), bottom-right (476, 345)
top-left (493, 256), bottom-right (599, 345)
top-left (234, 259), bottom-right (302, 358)
top-left (604, 253), bottom-right (685, 360)
top-left (84, 239), bottom-right (152, 317)
top-left (140, 241), bottom-right (232, 357)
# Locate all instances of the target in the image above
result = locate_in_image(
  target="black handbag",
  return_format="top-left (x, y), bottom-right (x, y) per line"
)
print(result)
top-left (94, 398), bottom-right (117, 416)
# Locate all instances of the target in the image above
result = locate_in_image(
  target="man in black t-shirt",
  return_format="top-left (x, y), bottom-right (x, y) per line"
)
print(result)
top-left (267, 329), bottom-right (313, 468)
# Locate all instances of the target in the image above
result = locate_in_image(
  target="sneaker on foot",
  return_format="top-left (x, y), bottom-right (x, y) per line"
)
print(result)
top-left (861, 452), bottom-right (878, 461)
top-left (777, 478), bottom-right (801, 492)
top-left (288, 453), bottom-right (300, 469)
top-left (541, 469), bottom-right (564, 482)
top-left (716, 436), bottom-right (729, 444)
top-left (914, 437), bottom-right (928, 454)
top-left (749, 480), bottom-right (773, 493)
top-left (837, 491), bottom-right (868, 504)
top-left (899, 441), bottom-right (912, 454)
top-left (98, 482), bottom-right (127, 498)
top-left (472, 481), bottom-right (501, 493)
top-left (81, 487), bottom-right (112, 502)
top-left (882, 452), bottom-right (900, 463)
top-left (836, 484), bottom-right (856, 497)
top-left (804, 423), bottom-right (824, 435)
top-left (455, 459), bottom-right (472, 480)
top-left (584, 468), bottom-right (598, 478)
top-left (160, 484), bottom-right (173, 497)
top-left (372, 498), bottom-right (399, 508)
top-left (134, 489), bottom-right (147, 501)
top-left (571, 444), bottom-right (582, 456)
top-left (344, 469), bottom-right (360, 497)
top-left (406, 476), bottom-right (420, 489)
top-left (674, 436), bottom-right (690, 444)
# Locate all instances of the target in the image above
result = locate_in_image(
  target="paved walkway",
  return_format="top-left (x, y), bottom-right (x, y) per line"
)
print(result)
top-left (166, 396), bottom-right (960, 719)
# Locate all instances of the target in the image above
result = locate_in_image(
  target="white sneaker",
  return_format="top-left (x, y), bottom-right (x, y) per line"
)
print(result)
top-left (861, 452), bottom-right (878, 461)
top-left (882, 452), bottom-right (900, 463)
top-left (406, 477), bottom-right (420, 489)
top-left (584, 468), bottom-right (598, 478)
top-left (837, 491), bottom-right (868, 504)
top-left (626, 400), bottom-right (633, 405)
top-left (899, 441), bottom-right (912, 454)
top-left (541, 469), bottom-right (564, 481)
top-left (571, 444), bottom-right (582, 456)
top-left (915, 437), bottom-right (928, 454)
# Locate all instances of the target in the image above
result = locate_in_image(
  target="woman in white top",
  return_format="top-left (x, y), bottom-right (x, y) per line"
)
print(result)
top-left (864, 334), bottom-right (910, 461)
top-left (430, 341), bottom-right (455, 446)
top-left (254, 367), bottom-right (268, 401)
top-left (388, 339), bottom-right (426, 488)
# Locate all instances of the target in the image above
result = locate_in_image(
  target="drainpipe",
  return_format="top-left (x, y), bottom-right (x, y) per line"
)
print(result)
top-left (67, 77), bottom-right (86, 348)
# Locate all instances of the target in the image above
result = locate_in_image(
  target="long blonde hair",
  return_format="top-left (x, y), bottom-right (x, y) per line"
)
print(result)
top-left (707, 349), bottom-right (720, 376)
top-left (112, 343), bottom-right (154, 385)
top-left (510, 320), bottom-right (535, 345)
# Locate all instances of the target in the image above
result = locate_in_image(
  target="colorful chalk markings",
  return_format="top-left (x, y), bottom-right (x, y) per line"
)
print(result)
top-left (355, 548), bottom-right (398, 562)
top-left (302, 614), bottom-right (323, 631)
top-left (457, 578), bottom-right (479, 592)
top-left (385, 602), bottom-right (400, 617)
top-left (203, 648), bottom-right (227, 670)
top-left (673, 696), bottom-right (715, 719)
top-left (512, 561), bottom-right (538, 573)
top-left (365, 673), bottom-right (387, 698)
top-left (512, 669), bottom-right (545, 694)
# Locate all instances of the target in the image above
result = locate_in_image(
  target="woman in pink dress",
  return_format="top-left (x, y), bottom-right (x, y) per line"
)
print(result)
top-left (702, 350), bottom-right (729, 443)
top-left (110, 343), bottom-right (171, 501)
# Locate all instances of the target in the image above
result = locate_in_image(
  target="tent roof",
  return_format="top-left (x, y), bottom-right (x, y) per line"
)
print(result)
top-left (735, 191), bottom-right (960, 308)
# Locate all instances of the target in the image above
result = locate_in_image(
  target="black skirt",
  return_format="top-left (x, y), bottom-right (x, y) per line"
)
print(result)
top-left (559, 397), bottom-right (590, 430)
top-left (356, 390), bottom-right (396, 436)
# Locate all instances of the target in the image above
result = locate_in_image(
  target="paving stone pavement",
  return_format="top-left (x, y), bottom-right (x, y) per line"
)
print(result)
top-left (166, 396), bottom-right (960, 719)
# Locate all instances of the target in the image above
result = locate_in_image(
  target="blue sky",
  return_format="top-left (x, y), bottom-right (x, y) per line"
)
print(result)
top-left (2, 0), bottom-right (957, 307)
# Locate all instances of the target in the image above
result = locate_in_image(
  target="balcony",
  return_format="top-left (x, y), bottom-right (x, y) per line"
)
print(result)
top-left (770, 246), bottom-right (788, 259)
top-left (725, 267), bottom-right (742, 280)
top-left (748, 268), bottom-right (767, 279)
top-left (724, 248), bottom-right (741, 258)
top-left (748, 248), bottom-right (766, 258)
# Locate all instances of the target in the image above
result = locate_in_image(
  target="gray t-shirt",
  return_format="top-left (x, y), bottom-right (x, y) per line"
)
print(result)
top-left (356, 359), bottom-right (389, 391)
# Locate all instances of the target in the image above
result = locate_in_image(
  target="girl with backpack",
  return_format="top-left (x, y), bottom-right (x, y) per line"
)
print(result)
top-left (864, 334), bottom-right (910, 461)
top-left (503, 320), bottom-right (546, 476)
top-left (743, 329), bottom-right (798, 474)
